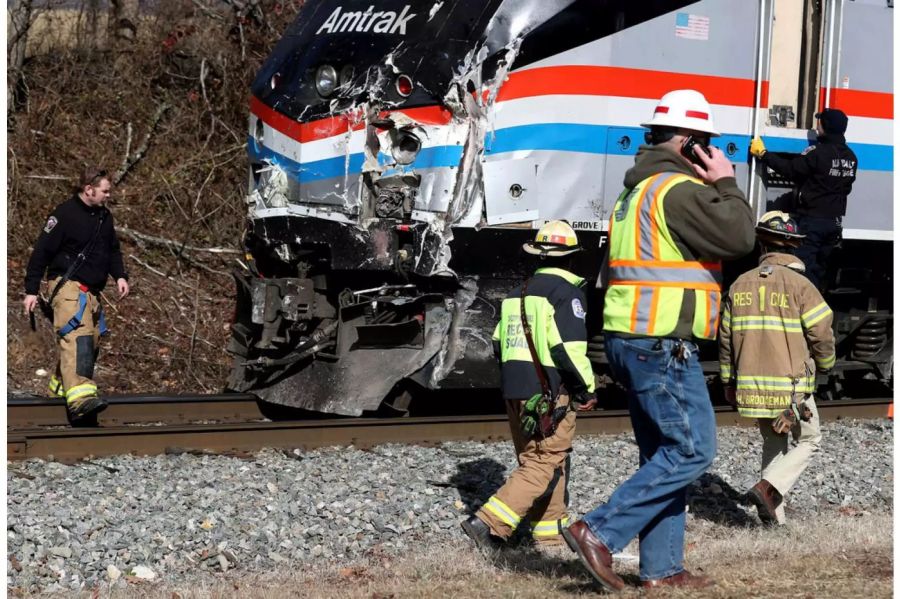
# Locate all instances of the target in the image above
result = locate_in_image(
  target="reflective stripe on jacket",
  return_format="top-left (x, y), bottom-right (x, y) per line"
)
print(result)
top-left (718, 253), bottom-right (836, 418)
top-left (603, 172), bottom-right (723, 339)
top-left (492, 268), bottom-right (595, 399)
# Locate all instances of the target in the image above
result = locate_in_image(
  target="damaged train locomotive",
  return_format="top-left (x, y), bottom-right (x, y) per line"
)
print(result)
top-left (228, 0), bottom-right (894, 415)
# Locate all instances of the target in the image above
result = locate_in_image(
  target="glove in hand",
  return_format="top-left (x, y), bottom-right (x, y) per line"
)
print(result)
top-left (772, 406), bottom-right (798, 434)
top-left (750, 137), bottom-right (767, 158)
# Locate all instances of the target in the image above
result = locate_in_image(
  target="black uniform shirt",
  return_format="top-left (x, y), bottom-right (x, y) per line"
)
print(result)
top-left (761, 133), bottom-right (858, 218)
top-left (24, 195), bottom-right (128, 295)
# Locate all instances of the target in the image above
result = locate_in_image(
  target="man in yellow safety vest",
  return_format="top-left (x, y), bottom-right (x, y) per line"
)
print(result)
top-left (562, 89), bottom-right (755, 591)
top-left (719, 211), bottom-right (835, 525)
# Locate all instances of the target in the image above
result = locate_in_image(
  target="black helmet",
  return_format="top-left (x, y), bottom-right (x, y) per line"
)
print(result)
top-left (756, 211), bottom-right (805, 247)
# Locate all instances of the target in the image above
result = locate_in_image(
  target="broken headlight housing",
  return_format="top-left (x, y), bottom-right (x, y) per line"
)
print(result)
top-left (391, 131), bottom-right (421, 165)
top-left (315, 65), bottom-right (338, 97)
top-left (339, 65), bottom-right (354, 90)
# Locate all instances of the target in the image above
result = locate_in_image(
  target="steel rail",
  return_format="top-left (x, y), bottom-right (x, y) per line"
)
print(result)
top-left (7, 398), bottom-right (890, 462)
top-left (6, 393), bottom-right (262, 427)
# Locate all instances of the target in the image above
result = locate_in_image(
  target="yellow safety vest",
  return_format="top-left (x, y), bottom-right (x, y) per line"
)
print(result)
top-left (603, 172), bottom-right (723, 339)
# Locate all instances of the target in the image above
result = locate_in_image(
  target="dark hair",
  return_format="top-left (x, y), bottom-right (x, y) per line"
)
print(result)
top-left (537, 254), bottom-right (576, 270)
top-left (643, 127), bottom-right (679, 145)
top-left (78, 167), bottom-right (109, 189)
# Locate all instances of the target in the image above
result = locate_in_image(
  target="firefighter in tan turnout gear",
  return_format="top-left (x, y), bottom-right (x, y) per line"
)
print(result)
top-left (461, 221), bottom-right (597, 549)
top-left (23, 167), bottom-right (130, 425)
top-left (719, 211), bottom-right (836, 525)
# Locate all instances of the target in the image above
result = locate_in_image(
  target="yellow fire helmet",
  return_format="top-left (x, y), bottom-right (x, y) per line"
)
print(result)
top-left (757, 210), bottom-right (806, 246)
top-left (523, 220), bottom-right (582, 257)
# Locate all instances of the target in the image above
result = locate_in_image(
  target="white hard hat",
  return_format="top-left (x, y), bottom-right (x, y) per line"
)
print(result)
top-left (523, 220), bottom-right (581, 257)
top-left (640, 89), bottom-right (720, 136)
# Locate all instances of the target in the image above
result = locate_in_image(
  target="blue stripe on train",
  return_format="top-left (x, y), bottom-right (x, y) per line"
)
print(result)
top-left (485, 124), bottom-right (892, 171)
top-left (248, 124), bottom-right (892, 183)
top-left (248, 138), bottom-right (463, 183)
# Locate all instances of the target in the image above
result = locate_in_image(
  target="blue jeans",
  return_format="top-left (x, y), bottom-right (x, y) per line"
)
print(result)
top-left (583, 335), bottom-right (716, 580)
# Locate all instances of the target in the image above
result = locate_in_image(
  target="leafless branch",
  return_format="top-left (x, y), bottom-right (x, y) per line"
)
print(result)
top-left (128, 254), bottom-right (202, 292)
top-left (113, 103), bottom-right (171, 186)
top-left (190, 0), bottom-right (225, 20)
top-left (172, 326), bottom-right (218, 349)
top-left (118, 227), bottom-right (241, 254)
top-left (117, 122), bottom-right (133, 178)
top-left (187, 274), bottom-right (200, 370)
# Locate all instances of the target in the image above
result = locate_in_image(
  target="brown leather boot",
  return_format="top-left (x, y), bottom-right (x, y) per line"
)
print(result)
top-left (562, 521), bottom-right (625, 592)
top-left (748, 479), bottom-right (783, 524)
top-left (641, 570), bottom-right (713, 589)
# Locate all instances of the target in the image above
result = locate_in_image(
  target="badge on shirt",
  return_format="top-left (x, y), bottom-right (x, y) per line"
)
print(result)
top-left (571, 298), bottom-right (586, 320)
top-left (801, 145), bottom-right (816, 156)
top-left (43, 216), bottom-right (58, 233)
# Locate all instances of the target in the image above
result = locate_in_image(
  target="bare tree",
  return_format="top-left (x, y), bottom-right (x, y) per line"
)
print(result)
top-left (109, 0), bottom-right (139, 48)
top-left (7, 0), bottom-right (33, 113)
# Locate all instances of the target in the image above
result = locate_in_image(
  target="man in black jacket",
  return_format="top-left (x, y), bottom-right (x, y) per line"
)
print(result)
top-left (23, 167), bottom-right (130, 423)
top-left (750, 109), bottom-right (858, 289)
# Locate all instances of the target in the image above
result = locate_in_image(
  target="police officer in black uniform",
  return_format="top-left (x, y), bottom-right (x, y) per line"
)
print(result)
top-left (23, 167), bottom-right (129, 422)
top-left (750, 109), bottom-right (858, 290)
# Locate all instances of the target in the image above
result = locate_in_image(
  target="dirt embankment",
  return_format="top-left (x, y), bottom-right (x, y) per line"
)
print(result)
top-left (7, 0), bottom-right (304, 396)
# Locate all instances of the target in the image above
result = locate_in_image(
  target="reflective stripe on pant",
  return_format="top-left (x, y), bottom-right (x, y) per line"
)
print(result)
top-left (50, 278), bottom-right (102, 405)
top-left (477, 395), bottom-right (575, 542)
top-left (757, 395), bottom-right (822, 523)
top-left (530, 516), bottom-right (570, 541)
top-left (48, 374), bottom-right (65, 398)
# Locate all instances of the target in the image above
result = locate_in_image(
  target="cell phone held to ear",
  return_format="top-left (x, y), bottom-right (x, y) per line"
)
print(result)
top-left (681, 136), bottom-right (712, 165)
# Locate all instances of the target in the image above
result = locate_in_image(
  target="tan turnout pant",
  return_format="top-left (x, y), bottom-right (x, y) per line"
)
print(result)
top-left (758, 395), bottom-right (822, 523)
top-left (49, 278), bottom-right (103, 408)
top-left (477, 394), bottom-right (575, 544)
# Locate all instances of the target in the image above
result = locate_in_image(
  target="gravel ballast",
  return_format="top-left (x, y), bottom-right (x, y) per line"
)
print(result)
top-left (7, 418), bottom-right (893, 593)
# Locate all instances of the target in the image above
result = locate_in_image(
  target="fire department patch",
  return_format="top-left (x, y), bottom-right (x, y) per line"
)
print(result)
top-left (801, 145), bottom-right (816, 156)
top-left (43, 216), bottom-right (58, 233)
top-left (571, 298), bottom-right (586, 320)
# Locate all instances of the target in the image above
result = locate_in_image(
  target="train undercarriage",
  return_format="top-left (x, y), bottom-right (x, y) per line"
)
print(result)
top-left (226, 220), bottom-right (891, 416)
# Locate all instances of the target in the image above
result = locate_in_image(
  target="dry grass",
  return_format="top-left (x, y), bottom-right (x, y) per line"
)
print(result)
top-left (21, 511), bottom-right (893, 598)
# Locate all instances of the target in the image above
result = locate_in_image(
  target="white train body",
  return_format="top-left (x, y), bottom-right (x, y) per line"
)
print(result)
top-left (230, 0), bottom-right (893, 414)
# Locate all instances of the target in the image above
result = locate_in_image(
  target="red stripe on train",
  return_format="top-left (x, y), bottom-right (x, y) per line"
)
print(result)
top-left (250, 97), bottom-right (453, 143)
top-left (252, 66), bottom-right (782, 144)
top-left (495, 65), bottom-right (770, 108)
top-left (818, 88), bottom-right (893, 120)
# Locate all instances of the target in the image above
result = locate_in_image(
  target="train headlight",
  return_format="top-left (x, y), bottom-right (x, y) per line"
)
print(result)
top-left (391, 131), bottom-right (421, 165)
top-left (315, 65), bottom-right (338, 97)
top-left (395, 74), bottom-right (413, 97)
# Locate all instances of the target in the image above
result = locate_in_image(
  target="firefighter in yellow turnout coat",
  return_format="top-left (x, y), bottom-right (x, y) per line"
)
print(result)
top-left (461, 221), bottom-right (597, 549)
top-left (719, 212), bottom-right (836, 524)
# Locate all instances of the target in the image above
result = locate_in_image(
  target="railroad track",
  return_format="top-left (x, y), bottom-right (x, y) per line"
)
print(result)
top-left (7, 392), bottom-right (263, 427)
top-left (7, 396), bottom-right (890, 462)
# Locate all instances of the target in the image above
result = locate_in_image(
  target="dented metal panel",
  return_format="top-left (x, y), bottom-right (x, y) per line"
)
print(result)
top-left (234, 0), bottom-right (892, 416)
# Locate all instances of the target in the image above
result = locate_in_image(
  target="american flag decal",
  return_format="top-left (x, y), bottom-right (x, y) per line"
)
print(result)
top-left (675, 13), bottom-right (710, 41)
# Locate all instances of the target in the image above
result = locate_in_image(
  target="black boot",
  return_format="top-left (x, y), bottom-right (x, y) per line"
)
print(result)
top-left (68, 396), bottom-right (108, 426)
top-left (461, 516), bottom-right (504, 551)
